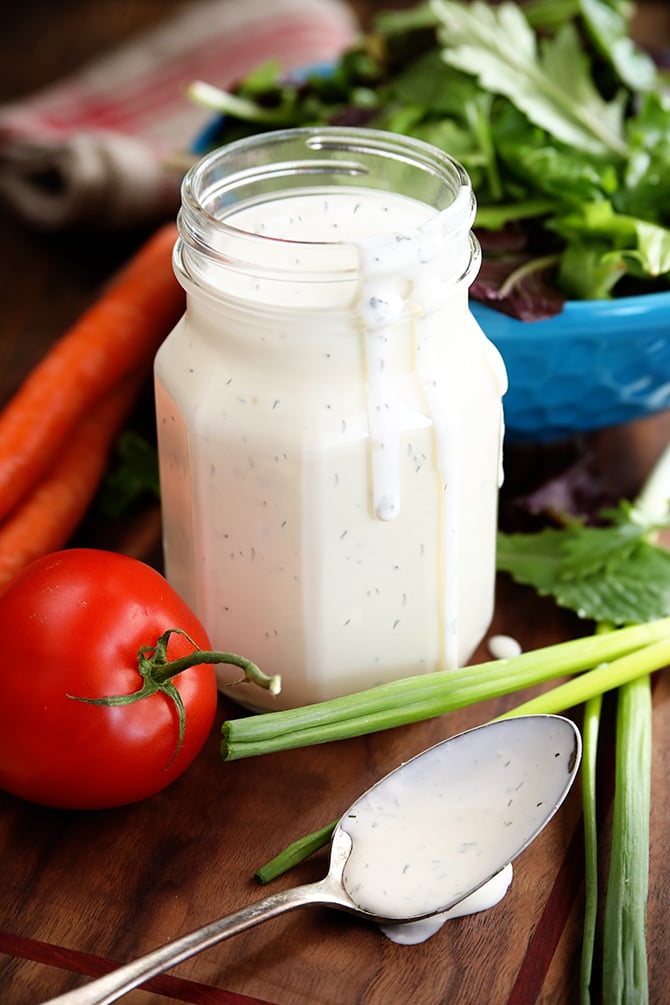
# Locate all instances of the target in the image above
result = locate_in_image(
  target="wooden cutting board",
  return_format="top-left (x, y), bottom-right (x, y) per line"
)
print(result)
top-left (1, 413), bottom-right (669, 1005)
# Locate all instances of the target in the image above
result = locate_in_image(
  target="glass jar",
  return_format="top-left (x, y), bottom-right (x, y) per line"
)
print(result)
top-left (154, 127), bottom-right (507, 711)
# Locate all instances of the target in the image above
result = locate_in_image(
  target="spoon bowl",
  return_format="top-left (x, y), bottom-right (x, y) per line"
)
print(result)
top-left (339, 712), bottom-right (580, 920)
top-left (41, 714), bottom-right (581, 1005)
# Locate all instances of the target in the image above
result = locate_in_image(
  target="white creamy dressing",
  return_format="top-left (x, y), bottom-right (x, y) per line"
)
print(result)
top-left (339, 717), bottom-right (578, 922)
top-left (224, 192), bottom-right (435, 521)
top-left (155, 186), bottom-right (507, 708)
top-left (488, 634), bottom-right (523, 660)
top-left (379, 864), bottom-right (513, 945)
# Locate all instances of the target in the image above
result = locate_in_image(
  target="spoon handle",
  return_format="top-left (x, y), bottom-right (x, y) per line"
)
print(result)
top-left (39, 880), bottom-right (335, 1005)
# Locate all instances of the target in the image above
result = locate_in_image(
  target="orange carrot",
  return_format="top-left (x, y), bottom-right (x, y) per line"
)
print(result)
top-left (0, 222), bottom-right (183, 523)
top-left (0, 376), bottom-right (144, 589)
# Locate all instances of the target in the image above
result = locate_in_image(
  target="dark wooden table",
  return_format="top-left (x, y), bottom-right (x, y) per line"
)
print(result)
top-left (1, 3), bottom-right (669, 1004)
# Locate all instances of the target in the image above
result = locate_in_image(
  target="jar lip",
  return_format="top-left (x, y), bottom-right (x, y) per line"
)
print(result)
top-left (176, 126), bottom-right (478, 299)
top-left (180, 126), bottom-right (474, 247)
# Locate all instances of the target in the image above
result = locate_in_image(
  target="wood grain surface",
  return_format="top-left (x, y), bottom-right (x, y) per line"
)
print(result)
top-left (1, 4), bottom-right (669, 1004)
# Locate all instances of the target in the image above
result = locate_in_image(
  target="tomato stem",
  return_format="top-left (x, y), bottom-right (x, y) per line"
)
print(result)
top-left (151, 641), bottom-right (281, 695)
top-left (68, 629), bottom-right (281, 766)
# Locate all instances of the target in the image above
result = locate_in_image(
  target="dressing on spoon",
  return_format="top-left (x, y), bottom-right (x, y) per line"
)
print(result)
top-left (341, 713), bottom-right (578, 920)
top-left (379, 863), bottom-right (514, 945)
top-left (40, 714), bottom-right (581, 1005)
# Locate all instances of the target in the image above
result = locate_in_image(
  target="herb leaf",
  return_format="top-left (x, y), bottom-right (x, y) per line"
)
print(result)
top-left (551, 200), bottom-right (670, 279)
top-left (98, 430), bottom-right (160, 519)
top-left (497, 500), bottom-right (670, 625)
top-left (581, 0), bottom-right (656, 93)
top-left (432, 0), bottom-right (627, 156)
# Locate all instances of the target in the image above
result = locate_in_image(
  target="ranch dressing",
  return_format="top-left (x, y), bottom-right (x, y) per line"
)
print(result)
top-left (340, 715), bottom-right (577, 923)
top-left (155, 128), bottom-right (507, 709)
top-left (378, 865), bottom-right (514, 945)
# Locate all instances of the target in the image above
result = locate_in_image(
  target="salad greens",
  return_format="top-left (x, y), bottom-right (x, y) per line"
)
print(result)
top-left (433, 0), bottom-right (629, 156)
top-left (98, 430), bottom-right (161, 518)
top-left (496, 497), bottom-right (670, 625)
top-left (188, 0), bottom-right (670, 319)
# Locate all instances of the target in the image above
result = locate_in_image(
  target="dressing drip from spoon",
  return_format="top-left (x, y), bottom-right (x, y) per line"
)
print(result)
top-left (40, 714), bottom-right (581, 1005)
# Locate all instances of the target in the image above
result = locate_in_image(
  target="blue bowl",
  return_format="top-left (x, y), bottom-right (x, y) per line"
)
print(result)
top-left (472, 293), bottom-right (670, 442)
top-left (191, 114), bottom-right (670, 444)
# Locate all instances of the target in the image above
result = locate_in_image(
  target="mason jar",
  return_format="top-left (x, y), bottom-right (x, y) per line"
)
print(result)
top-left (154, 127), bottom-right (507, 711)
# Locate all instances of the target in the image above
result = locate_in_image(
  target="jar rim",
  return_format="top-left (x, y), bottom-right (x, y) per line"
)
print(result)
top-left (185, 126), bottom-right (471, 216)
top-left (176, 126), bottom-right (478, 302)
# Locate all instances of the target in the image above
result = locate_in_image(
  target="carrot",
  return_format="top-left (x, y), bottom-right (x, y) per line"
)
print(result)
top-left (0, 375), bottom-right (143, 589)
top-left (0, 222), bottom-right (183, 523)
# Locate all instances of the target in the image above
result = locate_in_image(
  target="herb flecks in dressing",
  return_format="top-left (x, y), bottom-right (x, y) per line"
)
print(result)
top-left (379, 864), bottom-right (513, 945)
top-left (340, 717), bottom-right (576, 921)
top-left (157, 175), bottom-right (506, 709)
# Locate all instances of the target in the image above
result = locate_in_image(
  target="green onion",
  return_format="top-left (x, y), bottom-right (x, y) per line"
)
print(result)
top-left (580, 693), bottom-right (602, 1005)
top-left (221, 619), bottom-right (670, 760)
top-left (595, 442), bottom-right (670, 1004)
top-left (494, 638), bottom-right (670, 719)
top-left (250, 669), bottom-right (652, 887)
top-left (251, 672), bottom-right (601, 883)
top-left (255, 819), bottom-right (338, 885)
top-left (602, 675), bottom-right (652, 1004)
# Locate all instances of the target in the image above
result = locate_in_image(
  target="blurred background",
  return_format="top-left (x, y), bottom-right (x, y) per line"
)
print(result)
top-left (1, 0), bottom-right (669, 405)
top-left (3, 1), bottom-right (669, 102)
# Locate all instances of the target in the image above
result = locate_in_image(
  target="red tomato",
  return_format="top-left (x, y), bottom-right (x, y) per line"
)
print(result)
top-left (0, 549), bottom-right (218, 809)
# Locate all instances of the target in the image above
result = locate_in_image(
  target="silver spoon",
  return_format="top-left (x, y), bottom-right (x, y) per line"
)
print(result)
top-left (40, 714), bottom-right (581, 1005)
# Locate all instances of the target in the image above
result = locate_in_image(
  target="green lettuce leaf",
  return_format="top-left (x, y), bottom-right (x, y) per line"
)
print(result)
top-left (431, 0), bottom-right (627, 155)
top-left (497, 500), bottom-right (670, 625)
top-left (552, 200), bottom-right (670, 279)
top-left (581, 0), bottom-right (657, 92)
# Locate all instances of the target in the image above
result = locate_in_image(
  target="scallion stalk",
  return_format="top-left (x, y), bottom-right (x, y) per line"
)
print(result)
top-left (494, 638), bottom-right (670, 719)
top-left (250, 665), bottom-right (653, 884)
top-left (597, 442), bottom-right (670, 1004)
top-left (580, 693), bottom-right (602, 1005)
top-left (251, 675), bottom-right (605, 883)
top-left (602, 676), bottom-right (652, 1004)
top-left (255, 819), bottom-right (338, 885)
top-left (221, 619), bottom-right (670, 760)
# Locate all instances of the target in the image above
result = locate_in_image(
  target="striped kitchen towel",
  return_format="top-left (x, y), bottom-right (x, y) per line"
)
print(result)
top-left (0, 0), bottom-right (358, 229)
